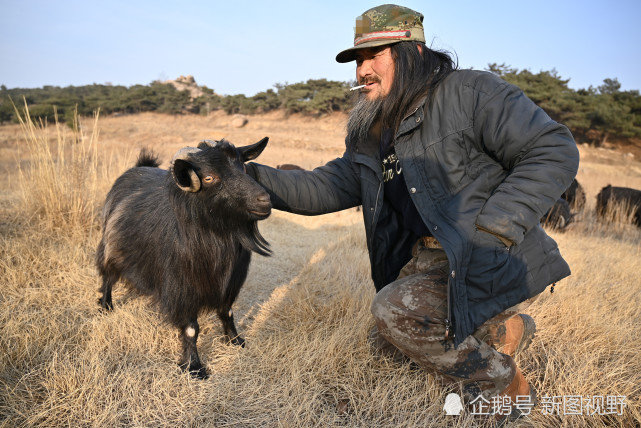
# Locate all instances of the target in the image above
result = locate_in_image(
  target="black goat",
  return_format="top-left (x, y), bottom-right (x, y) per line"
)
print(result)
top-left (596, 185), bottom-right (641, 227)
top-left (541, 198), bottom-right (572, 230)
top-left (96, 137), bottom-right (272, 378)
top-left (276, 163), bottom-right (305, 171)
top-left (561, 178), bottom-right (586, 212)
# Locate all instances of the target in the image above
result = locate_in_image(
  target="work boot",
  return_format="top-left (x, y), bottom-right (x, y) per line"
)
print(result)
top-left (494, 366), bottom-right (537, 426)
top-left (483, 314), bottom-right (536, 356)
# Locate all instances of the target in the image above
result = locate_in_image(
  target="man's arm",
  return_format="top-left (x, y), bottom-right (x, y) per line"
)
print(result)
top-left (245, 153), bottom-right (362, 215)
top-left (472, 74), bottom-right (580, 245)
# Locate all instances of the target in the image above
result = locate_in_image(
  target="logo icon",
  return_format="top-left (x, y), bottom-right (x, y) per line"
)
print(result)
top-left (443, 393), bottom-right (464, 416)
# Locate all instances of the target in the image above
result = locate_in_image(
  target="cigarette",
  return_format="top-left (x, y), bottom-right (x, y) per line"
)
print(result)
top-left (349, 84), bottom-right (366, 91)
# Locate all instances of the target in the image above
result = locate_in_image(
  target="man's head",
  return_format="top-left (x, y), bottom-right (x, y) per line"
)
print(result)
top-left (339, 4), bottom-right (425, 101)
top-left (342, 5), bottom-right (457, 144)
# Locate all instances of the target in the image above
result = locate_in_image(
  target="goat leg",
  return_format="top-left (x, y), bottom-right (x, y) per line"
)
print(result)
top-left (98, 271), bottom-right (117, 311)
top-left (179, 319), bottom-right (208, 379)
top-left (218, 308), bottom-right (245, 347)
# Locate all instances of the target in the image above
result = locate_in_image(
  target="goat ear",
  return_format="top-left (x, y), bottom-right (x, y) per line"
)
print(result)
top-left (238, 137), bottom-right (269, 162)
top-left (171, 159), bottom-right (201, 192)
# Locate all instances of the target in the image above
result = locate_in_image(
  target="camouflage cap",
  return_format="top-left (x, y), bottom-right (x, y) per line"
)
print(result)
top-left (336, 4), bottom-right (425, 63)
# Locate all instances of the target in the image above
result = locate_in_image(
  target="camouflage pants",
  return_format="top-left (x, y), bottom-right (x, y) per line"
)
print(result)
top-left (370, 237), bottom-right (535, 402)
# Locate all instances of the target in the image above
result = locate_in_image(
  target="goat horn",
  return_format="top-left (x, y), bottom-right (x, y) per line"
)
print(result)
top-left (171, 147), bottom-right (201, 161)
top-left (170, 147), bottom-right (202, 192)
top-left (199, 139), bottom-right (218, 148)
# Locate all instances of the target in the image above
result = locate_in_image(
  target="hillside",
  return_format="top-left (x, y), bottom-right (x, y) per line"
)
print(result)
top-left (162, 74), bottom-right (207, 99)
top-left (3, 67), bottom-right (641, 149)
top-left (602, 136), bottom-right (641, 160)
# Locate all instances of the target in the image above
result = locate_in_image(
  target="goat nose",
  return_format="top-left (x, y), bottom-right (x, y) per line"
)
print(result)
top-left (257, 194), bottom-right (270, 203)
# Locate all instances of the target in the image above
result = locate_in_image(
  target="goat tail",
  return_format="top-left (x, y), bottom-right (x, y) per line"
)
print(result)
top-left (136, 148), bottom-right (161, 168)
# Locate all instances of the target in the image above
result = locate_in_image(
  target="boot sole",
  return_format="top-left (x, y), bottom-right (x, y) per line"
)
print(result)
top-left (516, 314), bottom-right (536, 354)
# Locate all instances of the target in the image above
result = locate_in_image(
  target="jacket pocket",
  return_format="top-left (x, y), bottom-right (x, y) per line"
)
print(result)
top-left (466, 229), bottom-right (527, 301)
top-left (415, 135), bottom-right (469, 200)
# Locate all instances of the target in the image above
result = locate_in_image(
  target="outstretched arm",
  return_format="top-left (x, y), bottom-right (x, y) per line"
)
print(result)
top-left (245, 153), bottom-right (362, 215)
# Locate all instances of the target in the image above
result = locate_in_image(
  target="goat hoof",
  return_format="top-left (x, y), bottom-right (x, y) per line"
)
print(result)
top-left (231, 336), bottom-right (246, 347)
top-left (190, 367), bottom-right (209, 380)
top-left (98, 299), bottom-right (113, 311)
top-left (179, 362), bottom-right (209, 380)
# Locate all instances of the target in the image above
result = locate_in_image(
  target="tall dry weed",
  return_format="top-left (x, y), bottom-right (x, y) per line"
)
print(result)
top-left (13, 100), bottom-right (100, 235)
top-left (564, 195), bottom-right (641, 242)
top-left (596, 198), bottom-right (640, 231)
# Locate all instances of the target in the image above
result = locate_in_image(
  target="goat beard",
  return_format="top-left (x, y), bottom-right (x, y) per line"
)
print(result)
top-left (346, 94), bottom-right (383, 147)
top-left (239, 222), bottom-right (271, 256)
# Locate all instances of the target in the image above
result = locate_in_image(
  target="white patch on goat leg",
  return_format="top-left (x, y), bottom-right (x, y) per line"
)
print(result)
top-left (228, 309), bottom-right (233, 318)
top-left (185, 326), bottom-right (196, 338)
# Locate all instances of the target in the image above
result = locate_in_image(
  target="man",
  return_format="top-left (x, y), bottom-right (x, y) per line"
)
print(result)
top-left (245, 4), bottom-right (579, 422)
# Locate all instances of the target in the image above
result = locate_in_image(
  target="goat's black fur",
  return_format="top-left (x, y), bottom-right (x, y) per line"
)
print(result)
top-left (96, 137), bottom-right (271, 378)
top-left (541, 198), bottom-right (572, 231)
top-left (561, 178), bottom-right (586, 212)
top-left (596, 185), bottom-right (641, 227)
top-left (276, 163), bottom-right (304, 171)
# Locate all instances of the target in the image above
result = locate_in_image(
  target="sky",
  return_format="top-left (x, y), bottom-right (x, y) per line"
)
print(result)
top-left (1, 0), bottom-right (640, 96)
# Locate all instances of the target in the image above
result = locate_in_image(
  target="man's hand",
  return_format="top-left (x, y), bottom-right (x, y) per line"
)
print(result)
top-left (475, 224), bottom-right (514, 248)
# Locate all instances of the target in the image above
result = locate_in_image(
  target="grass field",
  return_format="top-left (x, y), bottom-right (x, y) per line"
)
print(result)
top-left (1, 109), bottom-right (640, 427)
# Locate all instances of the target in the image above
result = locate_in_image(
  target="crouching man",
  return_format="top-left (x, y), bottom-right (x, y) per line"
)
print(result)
top-left (245, 4), bottom-right (579, 424)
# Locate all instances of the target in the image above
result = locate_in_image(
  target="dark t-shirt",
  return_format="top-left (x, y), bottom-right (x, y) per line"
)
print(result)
top-left (380, 129), bottom-right (431, 238)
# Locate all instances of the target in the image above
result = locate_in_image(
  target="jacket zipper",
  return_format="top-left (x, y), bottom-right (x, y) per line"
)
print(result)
top-left (395, 106), bottom-right (453, 338)
top-left (445, 270), bottom-right (454, 340)
top-left (370, 181), bottom-right (382, 243)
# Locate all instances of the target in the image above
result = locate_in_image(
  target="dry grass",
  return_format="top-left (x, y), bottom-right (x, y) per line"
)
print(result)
top-left (1, 111), bottom-right (640, 427)
top-left (12, 101), bottom-right (100, 235)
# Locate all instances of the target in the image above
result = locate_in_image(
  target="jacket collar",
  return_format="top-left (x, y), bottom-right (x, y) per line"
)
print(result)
top-left (348, 95), bottom-right (427, 155)
top-left (396, 96), bottom-right (426, 138)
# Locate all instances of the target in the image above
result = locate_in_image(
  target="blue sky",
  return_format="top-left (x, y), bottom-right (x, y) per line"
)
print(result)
top-left (1, 0), bottom-right (640, 95)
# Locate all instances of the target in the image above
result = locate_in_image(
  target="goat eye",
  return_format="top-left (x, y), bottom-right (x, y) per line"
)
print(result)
top-left (203, 175), bottom-right (219, 184)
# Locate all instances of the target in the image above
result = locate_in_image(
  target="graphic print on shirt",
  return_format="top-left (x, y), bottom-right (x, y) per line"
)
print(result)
top-left (382, 152), bottom-right (402, 183)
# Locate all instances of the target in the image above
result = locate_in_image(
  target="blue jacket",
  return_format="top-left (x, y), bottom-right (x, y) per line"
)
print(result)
top-left (247, 70), bottom-right (579, 346)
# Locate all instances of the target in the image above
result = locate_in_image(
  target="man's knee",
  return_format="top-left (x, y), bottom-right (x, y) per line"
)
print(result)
top-left (370, 283), bottom-right (400, 333)
top-left (371, 274), bottom-right (449, 348)
top-left (370, 276), bottom-right (422, 328)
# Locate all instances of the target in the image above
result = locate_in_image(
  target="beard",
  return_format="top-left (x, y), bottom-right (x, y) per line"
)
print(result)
top-left (346, 94), bottom-right (384, 147)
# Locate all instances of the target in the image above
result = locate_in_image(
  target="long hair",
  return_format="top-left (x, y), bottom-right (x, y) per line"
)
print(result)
top-left (380, 42), bottom-right (457, 133)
